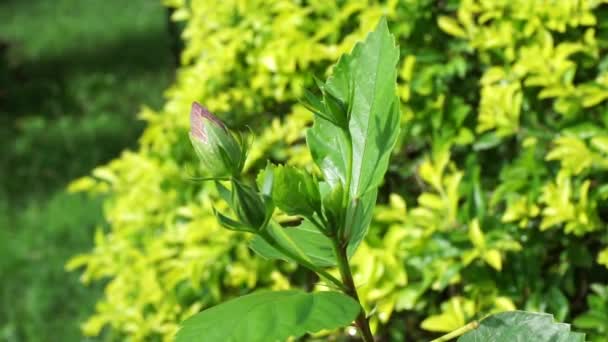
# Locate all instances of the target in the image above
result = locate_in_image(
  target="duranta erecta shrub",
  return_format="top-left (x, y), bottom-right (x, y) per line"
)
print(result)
top-left (68, 0), bottom-right (608, 340)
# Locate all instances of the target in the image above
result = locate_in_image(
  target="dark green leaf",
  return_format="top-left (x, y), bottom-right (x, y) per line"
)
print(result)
top-left (214, 210), bottom-right (256, 233)
top-left (215, 181), bottom-right (232, 204)
top-left (231, 180), bottom-right (267, 230)
top-left (301, 88), bottom-right (339, 125)
top-left (176, 290), bottom-right (360, 342)
top-left (323, 90), bottom-right (349, 128)
top-left (458, 311), bottom-right (586, 342)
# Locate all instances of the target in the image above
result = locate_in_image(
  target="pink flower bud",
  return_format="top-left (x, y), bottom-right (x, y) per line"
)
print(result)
top-left (189, 102), bottom-right (246, 178)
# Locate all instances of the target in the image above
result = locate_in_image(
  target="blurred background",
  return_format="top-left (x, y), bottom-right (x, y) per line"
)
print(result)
top-left (0, 1), bottom-right (175, 340)
top-left (2, 1), bottom-right (608, 341)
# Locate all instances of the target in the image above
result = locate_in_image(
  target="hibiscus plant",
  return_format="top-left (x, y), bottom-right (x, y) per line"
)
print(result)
top-left (177, 19), bottom-right (584, 342)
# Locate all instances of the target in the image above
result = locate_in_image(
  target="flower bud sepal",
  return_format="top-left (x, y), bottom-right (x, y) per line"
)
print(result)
top-left (213, 178), bottom-right (274, 234)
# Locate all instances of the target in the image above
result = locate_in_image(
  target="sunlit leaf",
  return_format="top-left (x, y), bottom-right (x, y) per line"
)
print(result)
top-left (176, 290), bottom-right (360, 342)
top-left (250, 220), bottom-right (337, 267)
top-left (458, 311), bottom-right (585, 342)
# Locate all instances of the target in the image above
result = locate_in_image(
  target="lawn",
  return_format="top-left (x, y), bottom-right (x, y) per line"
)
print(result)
top-left (0, 0), bottom-right (174, 340)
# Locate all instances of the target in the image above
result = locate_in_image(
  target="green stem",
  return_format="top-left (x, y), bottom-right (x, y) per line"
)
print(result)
top-left (333, 239), bottom-right (374, 342)
top-left (429, 321), bottom-right (479, 342)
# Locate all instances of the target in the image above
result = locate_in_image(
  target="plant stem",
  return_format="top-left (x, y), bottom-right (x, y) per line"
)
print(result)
top-left (339, 129), bottom-right (353, 241)
top-left (333, 240), bottom-right (374, 342)
top-left (429, 321), bottom-right (479, 342)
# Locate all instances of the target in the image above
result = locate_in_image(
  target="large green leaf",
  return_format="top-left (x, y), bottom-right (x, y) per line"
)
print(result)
top-left (344, 18), bottom-right (400, 198)
top-left (307, 18), bottom-right (400, 196)
top-left (306, 18), bottom-right (400, 251)
top-left (250, 220), bottom-right (337, 267)
top-left (458, 311), bottom-right (586, 342)
top-left (175, 290), bottom-right (360, 342)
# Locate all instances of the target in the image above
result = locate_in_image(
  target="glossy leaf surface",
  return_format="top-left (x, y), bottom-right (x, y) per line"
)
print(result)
top-left (176, 290), bottom-right (360, 342)
top-left (458, 311), bottom-right (586, 342)
top-left (250, 220), bottom-right (336, 267)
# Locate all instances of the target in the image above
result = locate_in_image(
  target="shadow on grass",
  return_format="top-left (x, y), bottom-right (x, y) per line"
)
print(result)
top-left (0, 23), bottom-right (176, 200)
top-left (2, 24), bottom-right (176, 118)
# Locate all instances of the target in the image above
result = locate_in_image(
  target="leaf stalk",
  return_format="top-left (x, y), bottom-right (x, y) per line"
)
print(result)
top-left (429, 320), bottom-right (479, 342)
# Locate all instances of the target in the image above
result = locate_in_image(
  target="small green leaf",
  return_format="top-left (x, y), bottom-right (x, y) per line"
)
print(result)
top-left (473, 132), bottom-right (502, 151)
top-left (422, 297), bottom-right (474, 332)
top-left (482, 249), bottom-right (502, 271)
top-left (214, 210), bottom-right (256, 233)
top-left (323, 89), bottom-right (349, 128)
top-left (231, 180), bottom-right (268, 230)
top-left (301, 88), bottom-right (340, 126)
top-left (591, 135), bottom-right (608, 154)
top-left (271, 165), bottom-right (321, 218)
top-left (250, 220), bottom-right (337, 267)
top-left (215, 181), bottom-right (232, 204)
top-left (256, 162), bottom-right (274, 198)
top-left (457, 311), bottom-right (586, 342)
top-left (307, 116), bottom-right (350, 189)
top-left (344, 189), bottom-right (378, 253)
top-left (176, 290), bottom-right (360, 342)
top-left (438, 16), bottom-right (467, 38)
top-left (321, 181), bottom-right (345, 233)
top-left (468, 219), bottom-right (486, 249)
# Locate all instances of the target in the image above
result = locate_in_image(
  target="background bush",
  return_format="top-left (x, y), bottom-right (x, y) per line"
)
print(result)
top-left (0, 0), bottom-right (173, 340)
top-left (70, 0), bottom-right (608, 341)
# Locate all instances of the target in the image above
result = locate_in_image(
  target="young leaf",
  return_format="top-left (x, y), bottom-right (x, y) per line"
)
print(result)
top-left (214, 210), bottom-right (256, 233)
top-left (301, 88), bottom-right (341, 126)
top-left (306, 18), bottom-right (400, 253)
top-left (250, 220), bottom-right (337, 267)
top-left (321, 181), bottom-right (345, 233)
top-left (271, 165), bottom-right (321, 218)
top-left (457, 311), bottom-right (585, 342)
top-left (344, 188), bottom-right (378, 253)
top-left (231, 180), bottom-right (268, 230)
top-left (176, 290), bottom-right (360, 342)
top-left (307, 117), bottom-right (350, 189)
top-left (307, 18), bottom-right (401, 198)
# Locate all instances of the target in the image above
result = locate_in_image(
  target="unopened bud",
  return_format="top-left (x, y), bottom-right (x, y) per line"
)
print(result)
top-left (189, 102), bottom-right (246, 178)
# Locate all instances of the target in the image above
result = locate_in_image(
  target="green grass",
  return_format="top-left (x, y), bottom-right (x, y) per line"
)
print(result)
top-left (0, 193), bottom-right (106, 341)
top-left (0, 0), bottom-right (175, 196)
top-left (0, 0), bottom-right (174, 340)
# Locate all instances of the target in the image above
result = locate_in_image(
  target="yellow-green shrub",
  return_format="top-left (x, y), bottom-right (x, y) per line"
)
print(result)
top-left (69, 0), bottom-right (608, 340)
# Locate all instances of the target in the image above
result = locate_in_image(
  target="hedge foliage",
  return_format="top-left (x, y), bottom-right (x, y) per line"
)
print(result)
top-left (69, 0), bottom-right (608, 340)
